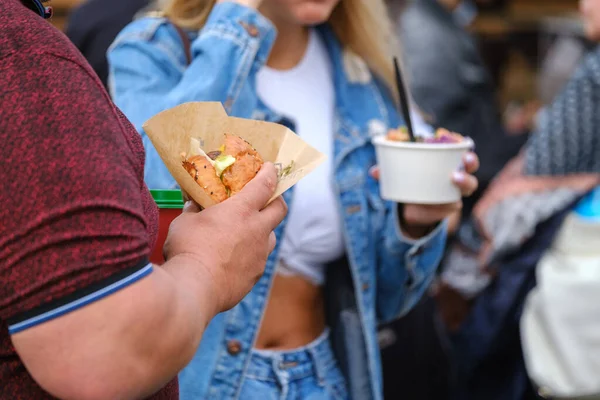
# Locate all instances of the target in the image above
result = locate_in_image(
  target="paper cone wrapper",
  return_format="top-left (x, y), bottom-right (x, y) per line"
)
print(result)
top-left (142, 102), bottom-right (326, 209)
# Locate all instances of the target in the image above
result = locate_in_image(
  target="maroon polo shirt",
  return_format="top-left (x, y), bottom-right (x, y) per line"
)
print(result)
top-left (0, 0), bottom-right (177, 398)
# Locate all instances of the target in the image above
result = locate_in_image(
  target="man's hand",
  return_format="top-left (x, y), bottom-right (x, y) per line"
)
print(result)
top-left (163, 162), bottom-right (287, 312)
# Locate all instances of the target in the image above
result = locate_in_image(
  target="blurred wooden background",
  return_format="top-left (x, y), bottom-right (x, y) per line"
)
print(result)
top-left (471, 0), bottom-right (583, 107)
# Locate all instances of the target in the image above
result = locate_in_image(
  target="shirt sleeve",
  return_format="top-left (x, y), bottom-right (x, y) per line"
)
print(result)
top-left (0, 52), bottom-right (154, 334)
top-left (525, 49), bottom-right (600, 176)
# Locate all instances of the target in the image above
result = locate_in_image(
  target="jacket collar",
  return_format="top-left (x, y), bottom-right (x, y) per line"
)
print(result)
top-left (20, 0), bottom-right (52, 18)
top-left (317, 25), bottom-right (394, 132)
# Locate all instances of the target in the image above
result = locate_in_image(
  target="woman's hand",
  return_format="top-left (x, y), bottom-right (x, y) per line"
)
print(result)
top-left (370, 152), bottom-right (480, 239)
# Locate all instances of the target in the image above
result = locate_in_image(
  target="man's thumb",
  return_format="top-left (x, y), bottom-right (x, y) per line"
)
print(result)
top-left (234, 162), bottom-right (278, 210)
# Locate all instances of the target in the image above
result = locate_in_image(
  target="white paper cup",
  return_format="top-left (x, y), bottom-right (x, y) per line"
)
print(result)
top-left (372, 135), bottom-right (474, 204)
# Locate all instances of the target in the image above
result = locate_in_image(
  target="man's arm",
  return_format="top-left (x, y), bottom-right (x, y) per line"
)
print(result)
top-left (1, 53), bottom-right (285, 400)
top-left (12, 184), bottom-right (284, 400)
top-left (12, 256), bottom-right (218, 400)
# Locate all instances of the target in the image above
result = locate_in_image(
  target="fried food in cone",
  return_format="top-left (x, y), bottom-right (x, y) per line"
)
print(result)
top-left (142, 102), bottom-right (327, 209)
top-left (181, 154), bottom-right (228, 203)
top-left (181, 133), bottom-right (264, 202)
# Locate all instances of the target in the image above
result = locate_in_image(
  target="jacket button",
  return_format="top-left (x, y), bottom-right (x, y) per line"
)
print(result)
top-left (362, 282), bottom-right (370, 291)
top-left (247, 25), bottom-right (259, 37)
top-left (240, 22), bottom-right (259, 37)
top-left (227, 340), bottom-right (242, 355)
top-left (346, 205), bottom-right (361, 214)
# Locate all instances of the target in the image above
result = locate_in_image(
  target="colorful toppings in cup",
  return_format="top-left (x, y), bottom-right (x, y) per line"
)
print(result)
top-left (385, 127), bottom-right (465, 144)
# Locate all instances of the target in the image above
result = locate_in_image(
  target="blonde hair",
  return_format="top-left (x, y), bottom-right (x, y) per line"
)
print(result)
top-left (158, 0), bottom-right (402, 97)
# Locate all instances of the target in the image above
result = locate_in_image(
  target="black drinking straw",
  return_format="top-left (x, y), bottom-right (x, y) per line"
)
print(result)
top-left (393, 57), bottom-right (416, 142)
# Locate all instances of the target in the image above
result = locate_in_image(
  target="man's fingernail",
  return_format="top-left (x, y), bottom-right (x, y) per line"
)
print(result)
top-left (453, 172), bottom-right (465, 182)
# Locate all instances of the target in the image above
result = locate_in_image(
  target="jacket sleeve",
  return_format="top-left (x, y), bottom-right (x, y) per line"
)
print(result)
top-left (376, 206), bottom-right (448, 323)
top-left (370, 80), bottom-right (449, 323)
top-left (107, 2), bottom-right (276, 189)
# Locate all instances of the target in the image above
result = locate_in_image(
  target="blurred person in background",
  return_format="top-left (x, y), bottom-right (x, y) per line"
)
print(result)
top-left (434, 0), bottom-right (600, 398)
top-left (398, 0), bottom-right (529, 219)
top-left (378, 1), bottom-right (529, 398)
top-left (106, 0), bottom-right (481, 399)
top-left (520, 0), bottom-right (600, 397)
top-left (1, 0), bottom-right (287, 399)
top-left (65, 0), bottom-right (149, 87)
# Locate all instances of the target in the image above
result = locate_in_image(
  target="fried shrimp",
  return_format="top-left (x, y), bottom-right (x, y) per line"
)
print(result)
top-left (181, 134), bottom-right (265, 202)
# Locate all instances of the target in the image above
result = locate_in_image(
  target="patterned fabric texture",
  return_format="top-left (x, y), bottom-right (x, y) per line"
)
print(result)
top-left (440, 46), bottom-right (600, 299)
top-left (525, 46), bottom-right (600, 176)
top-left (0, 0), bottom-right (176, 398)
top-left (441, 157), bottom-right (599, 298)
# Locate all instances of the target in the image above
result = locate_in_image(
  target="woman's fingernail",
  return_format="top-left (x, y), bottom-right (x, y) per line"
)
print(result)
top-left (369, 166), bottom-right (376, 176)
top-left (453, 172), bottom-right (465, 182)
top-left (465, 153), bottom-right (476, 163)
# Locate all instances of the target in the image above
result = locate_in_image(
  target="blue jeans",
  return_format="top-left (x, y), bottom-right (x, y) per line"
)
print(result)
top-left (239, 329), bottom-right (349, 400)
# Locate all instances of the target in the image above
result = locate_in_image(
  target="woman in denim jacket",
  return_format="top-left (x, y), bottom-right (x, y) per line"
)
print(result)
top-left (107, 0), bottom-right (479, 398)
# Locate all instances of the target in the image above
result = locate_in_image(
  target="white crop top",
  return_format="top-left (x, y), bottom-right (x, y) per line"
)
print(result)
top-left (256, 29), bottom-right (345, 286)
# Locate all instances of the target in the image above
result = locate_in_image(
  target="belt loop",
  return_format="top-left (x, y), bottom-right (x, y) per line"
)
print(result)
top-left (308, 341), bottom-right (327, 386)
top-left (271, 356), bottom-right (290, 399)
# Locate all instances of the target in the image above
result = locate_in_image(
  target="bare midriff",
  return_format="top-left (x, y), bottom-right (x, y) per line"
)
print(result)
top-left (254, 273), bottom-right (326, 350)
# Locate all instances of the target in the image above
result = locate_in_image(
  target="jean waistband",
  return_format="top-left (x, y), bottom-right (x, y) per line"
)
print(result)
top-left (246, 328), bottom-right (335, 383)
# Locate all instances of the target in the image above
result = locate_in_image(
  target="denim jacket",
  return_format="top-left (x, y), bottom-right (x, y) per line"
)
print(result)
top-left (108, 3), bottom-right (447, 399)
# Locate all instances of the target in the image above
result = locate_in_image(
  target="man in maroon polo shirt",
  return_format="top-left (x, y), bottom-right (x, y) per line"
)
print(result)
top-left (0, 0), bottom-right (287, 398)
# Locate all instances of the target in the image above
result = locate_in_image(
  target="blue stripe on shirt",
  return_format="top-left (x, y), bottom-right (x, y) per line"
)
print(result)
top-left (8, 263), bottom-right (154, 335)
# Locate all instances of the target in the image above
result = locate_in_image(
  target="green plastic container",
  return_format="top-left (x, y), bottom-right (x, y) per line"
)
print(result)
top-left (150, 189), bottom-right (184, 209)
top-left (150, 190), bottom-right (184, 264)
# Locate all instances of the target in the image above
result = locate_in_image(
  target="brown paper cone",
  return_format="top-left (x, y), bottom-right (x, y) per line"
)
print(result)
top-left (142, 102), bottom-right (326, 209)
